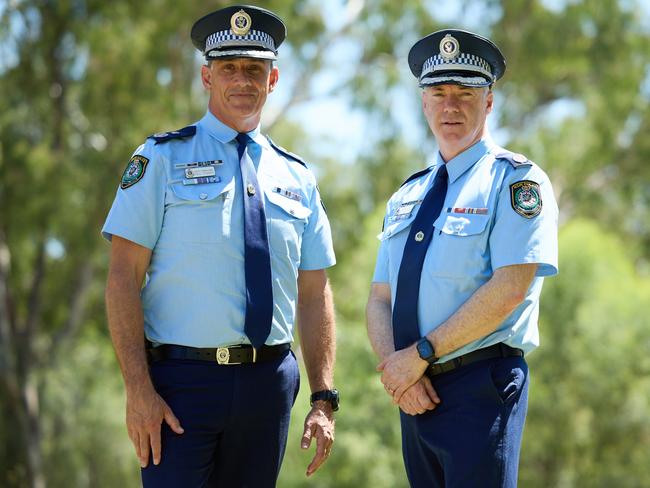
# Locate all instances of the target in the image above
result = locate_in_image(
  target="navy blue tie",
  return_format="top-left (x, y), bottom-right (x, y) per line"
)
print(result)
top-left (236, 133), bottom-right (273, 349)
top-left (392, 164), bottom-right (449, 350)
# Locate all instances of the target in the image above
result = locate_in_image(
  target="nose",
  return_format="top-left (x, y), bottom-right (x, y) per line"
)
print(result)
top-left (442, 95), bottom-right (460, 112)
top-left (231, 67), bottom-right (252, 86)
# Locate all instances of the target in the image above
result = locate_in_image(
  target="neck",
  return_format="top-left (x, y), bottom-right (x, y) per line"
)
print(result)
top-left (438, 128), bottom-right (489, 162)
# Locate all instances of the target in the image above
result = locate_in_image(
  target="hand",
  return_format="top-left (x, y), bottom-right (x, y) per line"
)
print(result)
top-left (301, 402), bottom-right (335, 476)
top-left (126, 384), bottom-right (184, 468)
top-left (397, 376), bottom-right (440, 415)
top-left (377, 344), bottom-right (429, 403)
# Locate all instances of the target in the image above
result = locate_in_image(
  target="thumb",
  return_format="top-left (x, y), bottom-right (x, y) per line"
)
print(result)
top-left (301, 423), bottom-right (315, 449)
top-left (376, 359), bottom-right (387, 372)
top-left (163, 406), bottom-right (184, 434)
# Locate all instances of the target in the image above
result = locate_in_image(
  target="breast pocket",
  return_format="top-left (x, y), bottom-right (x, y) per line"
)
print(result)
top-left (162, 180), bottom-right (233, 243)
top-left (264, 189), bottom-right (312, 263)
top-left (428, 214), bottom-right (490, 277)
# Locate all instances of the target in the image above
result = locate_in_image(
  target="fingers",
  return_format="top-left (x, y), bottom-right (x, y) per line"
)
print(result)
top-left (306, 435), bottom-right (329, 476)
top-left (422, 376), bottom-right (441, 405)
top-left (138, 431), bottom-right (150, 468)
top-left (150, 424), bottom-right (162, 466)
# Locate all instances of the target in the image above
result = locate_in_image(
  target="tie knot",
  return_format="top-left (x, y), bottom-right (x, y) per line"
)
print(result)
top-left (437, 164), bottom-right (448, 179)
top-left (236, 133), bottom-right (252, 148)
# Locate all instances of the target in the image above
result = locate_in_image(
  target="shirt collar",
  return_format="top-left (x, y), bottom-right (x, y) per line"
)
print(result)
top-left (197, 110), bottom-right (263, 144)
top-left (434, 136), bottom-right (496, 183)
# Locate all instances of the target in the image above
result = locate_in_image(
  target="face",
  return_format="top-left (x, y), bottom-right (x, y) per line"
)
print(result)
top-left (201, 57), bottom-right (279, 132)
top-left (422, 84), bottom-right (493, 161)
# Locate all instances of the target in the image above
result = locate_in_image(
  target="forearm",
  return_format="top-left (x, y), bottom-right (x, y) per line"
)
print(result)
top-left (366, 283), bottom-right (395, 361)
top-left (105, 263), bottom-right (152, 394)
top-left (428, 264), bottom-right (537, 357)
top-left (297, 274), bottom-right (335, 392)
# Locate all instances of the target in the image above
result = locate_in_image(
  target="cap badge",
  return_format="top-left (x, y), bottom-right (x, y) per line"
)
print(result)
top-left (231, 9), bottom-right (252, 36)
top-left (439, 34), bottom-right (460, 60)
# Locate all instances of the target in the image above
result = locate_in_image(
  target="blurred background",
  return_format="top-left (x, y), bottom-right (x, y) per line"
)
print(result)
top-left (1, 0), bottom-right (650, 486)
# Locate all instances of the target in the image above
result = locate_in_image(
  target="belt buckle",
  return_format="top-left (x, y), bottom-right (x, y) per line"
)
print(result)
top-left (216, 347), bottom-right (240, 365)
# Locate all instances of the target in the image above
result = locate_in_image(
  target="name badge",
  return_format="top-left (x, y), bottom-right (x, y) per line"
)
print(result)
top-left (182, 176), bottom-right (220, 186)
top-left (185, 166), bottom-right (216, 178)
top-left (174, 160), bottom-right (223, 170)
top-left (391, 200), bottom-right (422, 220)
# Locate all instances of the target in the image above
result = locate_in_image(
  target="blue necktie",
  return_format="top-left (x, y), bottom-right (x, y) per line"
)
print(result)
top-left (236, 133), bottom-right (273, 349)
top-left (392, 164), bottom-right (449, 350)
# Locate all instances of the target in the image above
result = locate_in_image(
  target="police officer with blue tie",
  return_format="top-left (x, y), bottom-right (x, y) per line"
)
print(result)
top-left (103, 5), bottom-right (339, 487)
top-left (366, 29), bottom-right (558, 487)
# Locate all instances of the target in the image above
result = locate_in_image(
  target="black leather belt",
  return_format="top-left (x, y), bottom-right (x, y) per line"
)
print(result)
top-left (147, 343), bottom-right (291, 365)
top-left (426, 343), bottom-right (523, 377)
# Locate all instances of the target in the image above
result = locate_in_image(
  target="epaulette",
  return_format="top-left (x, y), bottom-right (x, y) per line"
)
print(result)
top-left (400, 166), bottom-right (433, 188)
top-left (266, 136), bottom-right (307, 168)
top-left (493, 150), bottom-right (532, 168)
top-left (147, 125), bottom-right (196, 144)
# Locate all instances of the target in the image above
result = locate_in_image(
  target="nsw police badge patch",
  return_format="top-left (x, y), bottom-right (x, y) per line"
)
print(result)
top-left (120, 155), bottom-right (149, 189)
top-left (510, 180), bottom-right (542, 218)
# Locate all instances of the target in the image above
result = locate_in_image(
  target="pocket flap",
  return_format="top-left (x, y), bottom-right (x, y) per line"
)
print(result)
top-left (435, 214), bottom-right (489, 236)
top-left (265, 188), bottom-right (312, 219)
top-left (377, 216), bottom-right (415, 241)
top-left (170, 178), bottom-right (233, 202)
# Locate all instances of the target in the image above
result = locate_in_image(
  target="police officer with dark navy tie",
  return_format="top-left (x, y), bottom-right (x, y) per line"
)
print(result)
top-left (103, 5), bottom-right (338, 487)
top-left (366, 29), bottom-right (558, 487)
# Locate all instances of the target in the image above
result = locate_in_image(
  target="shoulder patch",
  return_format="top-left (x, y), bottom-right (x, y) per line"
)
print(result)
top-left (120, 155), bottom-right (149, 189)
top-left (510, 180), bottom-right (542, 218)
top-left (400, 166), bottom-right (433, 188)
top-left (266, 136), bottom-right (307, 168)
top-left (147, 125), bottom-right (196, 144)
top-left (493, 150), bottom-right (532, 168)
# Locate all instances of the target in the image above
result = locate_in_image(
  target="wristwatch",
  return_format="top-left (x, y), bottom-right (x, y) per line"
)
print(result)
top-left (416, 337), bottom-right (438, 364)
top-left (310, 389), bottom-right (339, 412)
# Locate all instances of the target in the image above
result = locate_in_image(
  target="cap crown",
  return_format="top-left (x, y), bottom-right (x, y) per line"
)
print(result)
top-left (408, 29), bottom-right (506, 87)
top-left (191, 5), bottom-right (287, 60)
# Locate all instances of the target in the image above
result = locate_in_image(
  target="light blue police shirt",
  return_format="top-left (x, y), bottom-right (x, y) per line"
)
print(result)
top-left (102, 111), bottom-right (336, 347)
top-left (372, 137), bottom-right (558, 361)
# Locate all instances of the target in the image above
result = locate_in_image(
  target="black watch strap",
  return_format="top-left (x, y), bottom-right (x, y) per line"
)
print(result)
top-left (310, 389), bottom-right (339, 412)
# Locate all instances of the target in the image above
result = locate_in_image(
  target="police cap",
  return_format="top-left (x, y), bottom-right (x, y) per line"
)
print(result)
top-left (191, 5), bottom-right (286, 61)
top-left (408, 29), bottom-right (506, 88)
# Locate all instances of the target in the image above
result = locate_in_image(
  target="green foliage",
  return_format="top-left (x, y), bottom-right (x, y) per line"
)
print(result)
top-left (522, 220), bottom-right (650, 487)
top-left (2, 0), bottom-right (650, 486)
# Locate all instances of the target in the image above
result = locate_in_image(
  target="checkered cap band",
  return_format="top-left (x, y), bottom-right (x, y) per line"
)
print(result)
top-left (205, 29), bottom-right (276, 54)
top-left (421, 52), bottom-right (493, 82)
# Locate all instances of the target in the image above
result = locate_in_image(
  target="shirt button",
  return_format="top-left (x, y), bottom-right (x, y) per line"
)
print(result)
top-left (199, 193), bottom-right (208, 200)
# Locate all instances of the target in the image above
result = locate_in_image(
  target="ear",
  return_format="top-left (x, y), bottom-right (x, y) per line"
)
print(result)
top-left (268, 66), bottom-right (280, 93)
top-left (201, 64), bottom-right (212, 90)
top-left (485, 88), bottom-right (494, 114)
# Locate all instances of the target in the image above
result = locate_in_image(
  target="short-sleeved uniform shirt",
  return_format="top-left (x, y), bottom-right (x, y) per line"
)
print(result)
top-left (373, 137), bottom-right (558, 362)
top-left (103, 111), bottom-right (336, 347)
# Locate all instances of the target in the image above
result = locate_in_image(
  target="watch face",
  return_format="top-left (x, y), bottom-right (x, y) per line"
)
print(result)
top-left (417, 339), bottom-right (435, 360)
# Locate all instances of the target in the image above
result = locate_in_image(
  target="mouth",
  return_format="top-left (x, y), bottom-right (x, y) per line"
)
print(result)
top-left (229, 92), bottom-right (256, 99)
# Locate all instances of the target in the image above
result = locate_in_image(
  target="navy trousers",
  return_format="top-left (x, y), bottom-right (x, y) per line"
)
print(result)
top-left (400, 355), bottom-right (529, 488)
top-left (141, 349), bottom-right (300, 488)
